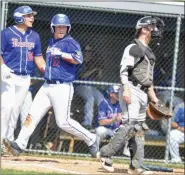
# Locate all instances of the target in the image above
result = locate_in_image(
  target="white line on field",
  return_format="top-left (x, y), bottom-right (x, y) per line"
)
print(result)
top-left (5, 162), bottom-right (88, 175)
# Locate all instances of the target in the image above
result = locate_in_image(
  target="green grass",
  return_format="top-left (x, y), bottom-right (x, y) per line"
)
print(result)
top-left (1, 168), bottom-right (72, 175)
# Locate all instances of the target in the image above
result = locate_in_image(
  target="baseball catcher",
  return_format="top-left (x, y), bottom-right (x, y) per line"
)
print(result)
top-left (98, 16), bottom-right (165, 175)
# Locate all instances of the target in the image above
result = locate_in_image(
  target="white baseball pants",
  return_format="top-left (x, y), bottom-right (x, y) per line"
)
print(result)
top-left (169, 129), bottom-right (184, 161)
top-left (1, 74), bottom-right (30, 142)
top-left (15, 82), bottom-right (96, 149)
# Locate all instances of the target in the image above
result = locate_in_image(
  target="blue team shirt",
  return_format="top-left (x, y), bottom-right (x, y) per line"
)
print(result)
top-left (97, 99), bottom-right (122, 130)
top-left (1, 26), bottom-right (42, 75)
top-left (44, 35), bottom-right (83, 82)
top-left (174, 108), bottom-right (184, 127)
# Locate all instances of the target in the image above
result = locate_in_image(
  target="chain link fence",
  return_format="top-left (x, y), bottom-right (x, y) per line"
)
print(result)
top-left (1, 1), bottom-right (184, 162)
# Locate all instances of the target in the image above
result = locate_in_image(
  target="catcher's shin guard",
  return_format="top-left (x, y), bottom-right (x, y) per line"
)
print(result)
top-left (100, 124), bottom-right (135, 157)
top-left (129, 134), bottom-right (145, 169)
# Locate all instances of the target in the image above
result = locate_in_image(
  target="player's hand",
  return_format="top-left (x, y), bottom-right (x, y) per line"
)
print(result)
top-left (51, 47), bottom-right (63, 57)
top-left (115, 115), bottom-right (122, 122)
top-left (123, 89), bottom-right (131, 104)
top-left (151, 97), bottom-right (159, 104)
top-left (1, 64), bottom-right (14, 80)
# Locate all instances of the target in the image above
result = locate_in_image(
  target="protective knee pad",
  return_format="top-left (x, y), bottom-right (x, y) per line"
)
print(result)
top-left (100, 124), bottom-right (135, 157)
top-left (130, 135), bottom-right (144, 169)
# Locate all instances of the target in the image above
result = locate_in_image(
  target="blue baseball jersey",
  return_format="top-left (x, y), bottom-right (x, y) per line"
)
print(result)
top-left (97, 99), bottom-right (122, 130)
top-left (44, 35), bottom-right (83, 82)
top-left (174, 108), bottom-right (184, 127)
top-left (1, 26), bottom-right (42, 75)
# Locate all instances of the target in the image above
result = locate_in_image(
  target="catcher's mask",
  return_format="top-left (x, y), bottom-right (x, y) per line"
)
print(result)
top-left (135, 16), bottom-right (165, 43)
top-left (146, 102), bottom-right (172, 120)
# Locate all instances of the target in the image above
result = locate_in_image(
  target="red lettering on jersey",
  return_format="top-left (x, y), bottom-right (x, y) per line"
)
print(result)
top-left (27, 52), bottom-right (34, 61)
top-left (53, 57), bottom-right (60, 67)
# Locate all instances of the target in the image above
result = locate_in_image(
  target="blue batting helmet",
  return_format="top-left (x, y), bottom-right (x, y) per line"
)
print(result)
top-left (106, 85), bottom-right (120, 94)
top-left (13, 6), bottom-right (37, 24)
top-left (50, 14), bottom-right (71, 33)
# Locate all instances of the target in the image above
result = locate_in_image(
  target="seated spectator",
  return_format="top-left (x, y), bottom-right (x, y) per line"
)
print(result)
top-left (75, 44), bottom-right (105, 129)
top-left (95, 85), bottom-right (130, 157)
top-left (169, 105), bottom-right (184, 163)
top-left (156, 90), bottom-right (183, 134)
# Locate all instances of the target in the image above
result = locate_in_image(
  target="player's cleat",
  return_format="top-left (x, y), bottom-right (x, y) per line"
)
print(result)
top-left (89, 136), bottom-right (100, 158)
top-left (100, 157), bottom-right (114, 172)
top-left (170, 158), bottom-right (182, 163)
top-left (128, 168), bottom-right (153, 174)
top-left (1, 142), bottom-right (9, 157)
top-left (3, 139), bottom-right (22, 156)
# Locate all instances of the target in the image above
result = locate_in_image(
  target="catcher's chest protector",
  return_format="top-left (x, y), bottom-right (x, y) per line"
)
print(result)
top-left (129, 39), bottom-right (156, 87)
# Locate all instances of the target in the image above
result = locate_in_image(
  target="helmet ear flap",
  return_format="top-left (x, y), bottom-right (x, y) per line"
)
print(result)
top-left (135, 29), bottom-right (141, 38)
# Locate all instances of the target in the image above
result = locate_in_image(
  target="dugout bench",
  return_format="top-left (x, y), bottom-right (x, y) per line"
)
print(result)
top-left (56, 131), bottom-right (184, 155)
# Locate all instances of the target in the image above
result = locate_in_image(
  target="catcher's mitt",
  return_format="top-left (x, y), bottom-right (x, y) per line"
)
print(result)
top-left (146, 101), bottom-right (172, 120)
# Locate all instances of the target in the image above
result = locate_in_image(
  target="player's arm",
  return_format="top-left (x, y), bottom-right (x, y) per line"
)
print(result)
top-left (34, 56), bottom-right (46, 73)
top-left (99, 117), bottom-right (117, 126)
top-left (61, 52), bottom-right (81, 64)
top-left (120, 45), bottom-right (135, 89)
top-left (98, 101), bottom-right (117, 126)
top-left (51, 41), bottom-right (83, 64)
top-left (120, 45), bottom-right (136, 104)
top-left (147, 85), bottom-right (158, 103)
top-left (33, 34), bottom-right (46, 73)
top-left (1, 55), bottom-right (4, 65)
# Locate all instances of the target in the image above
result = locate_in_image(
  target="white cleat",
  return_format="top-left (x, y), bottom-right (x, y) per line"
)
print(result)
top-left (128, 168), bottom-right (153, 174)
top-left (100, 157), bottom-right (114, 172)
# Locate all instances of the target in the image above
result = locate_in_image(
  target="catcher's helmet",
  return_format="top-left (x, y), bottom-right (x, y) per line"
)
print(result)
top-left (13, 6), bottom-right (37, 24)
top-left (107, 85), bottom-right (120, 94)
top-left (50, 14), bottom-right (71, 33)
top-left (135, 16), bottom-right (165, 40)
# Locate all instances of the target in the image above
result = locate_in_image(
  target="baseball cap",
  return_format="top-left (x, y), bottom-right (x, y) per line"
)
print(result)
top-left (107, 85), bottom-right (120, 94)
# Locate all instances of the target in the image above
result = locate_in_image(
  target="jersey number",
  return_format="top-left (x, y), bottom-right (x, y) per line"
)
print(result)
top-left (27, 52), bottom-right (34, 61)
top-left (53, 57), bottom-right (60, 67)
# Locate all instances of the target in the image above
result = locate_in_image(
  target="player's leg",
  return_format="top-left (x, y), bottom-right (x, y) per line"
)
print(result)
top-left (6, 82), bottom-right (30, 141)
top-left (92, 86), bottom-right (105, 105)
top-left (1, 80), bottom-right (15, 155)
top-left (51, 83), bottom-right (99, 157)
top-left (99, 86), bottom-right (141, 172)
top-left (91, 86), bottom-right (105, 125)
top-left (169, 129), bottom-right (184, 162)
top-left (95, 126), bottom-right (109, 141)
top-left (4, 83), bottom-right (52, 155)
top-left (20, 91), bottom-right (33, 126)
top-left (1, 80), bottom-right (15, 140)
top-left (128, 88), bottom-right (151, 174)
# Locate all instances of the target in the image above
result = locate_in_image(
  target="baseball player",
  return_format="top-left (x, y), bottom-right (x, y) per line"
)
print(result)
top-left (1, 5), bottom-right (46, 152)
top-left (97, 16), bottom-right (165, 174)
top-left (95, 85), bottom-right (122, 143)
top-left (3, 14), bottom-right (99, 158)
top-left (95, 85), bottom-right (130, 156)
top-left (169, 104), bottom-right (184, 163)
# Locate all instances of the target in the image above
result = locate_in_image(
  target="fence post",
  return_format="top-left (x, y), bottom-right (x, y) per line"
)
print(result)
top-left (164, 15), bottom-right (182, 164)
top-left (0, 1), bottom-right (8, 31)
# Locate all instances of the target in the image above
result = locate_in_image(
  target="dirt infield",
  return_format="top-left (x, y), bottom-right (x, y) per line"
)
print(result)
top-left (1, 156), bottom-right (184, 174)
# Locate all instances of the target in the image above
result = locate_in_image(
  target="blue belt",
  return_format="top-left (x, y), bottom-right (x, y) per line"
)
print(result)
top-left (13, 72), bottom-right (30, 75)
top-left (46, 80), bottom-right (64, 84)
